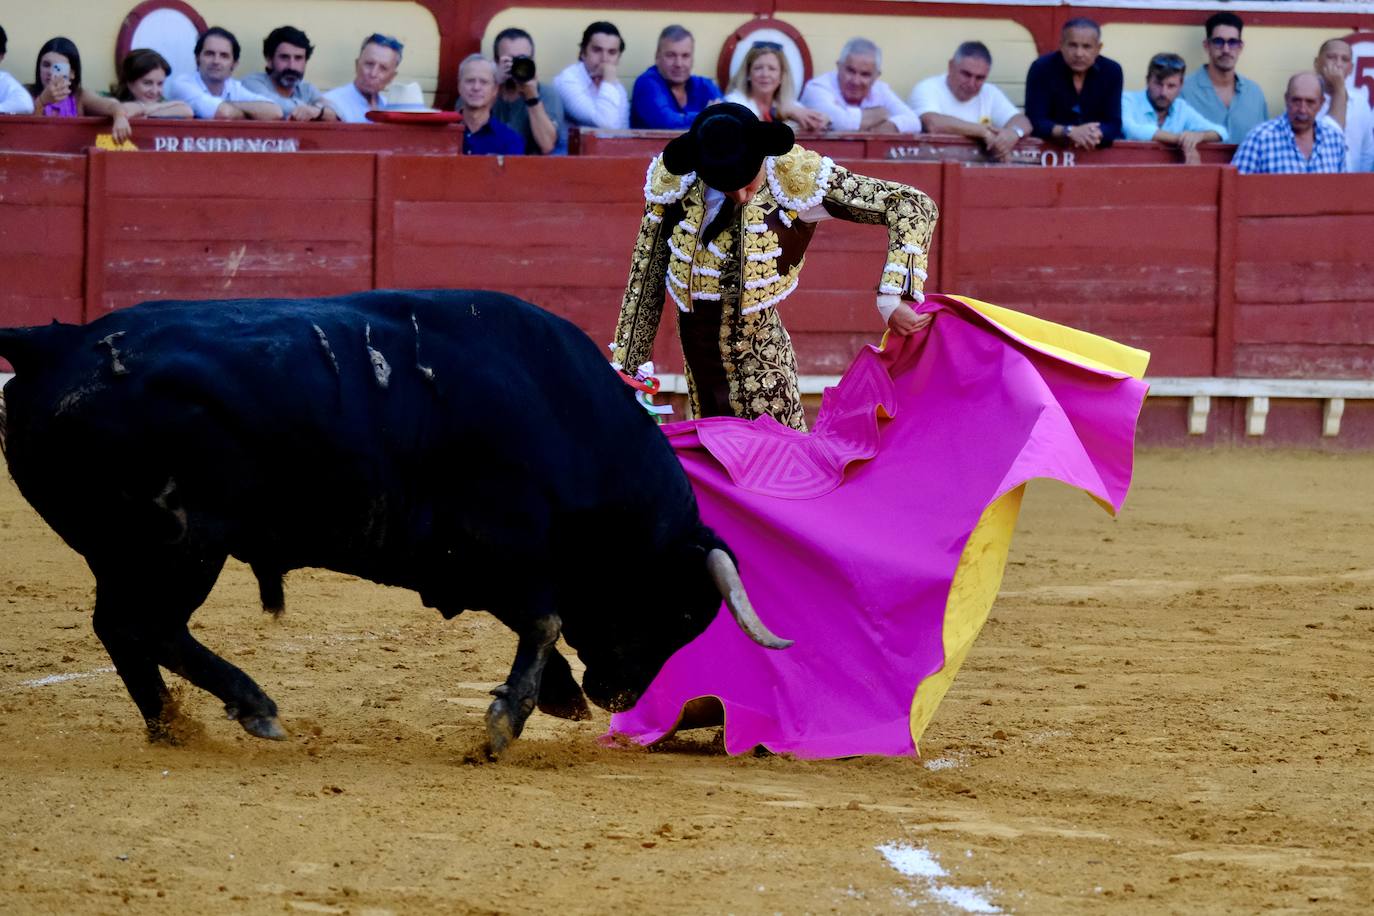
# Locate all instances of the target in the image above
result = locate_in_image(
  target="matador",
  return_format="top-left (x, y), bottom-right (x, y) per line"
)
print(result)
top-left (613, 102), bottom-right (939, 430)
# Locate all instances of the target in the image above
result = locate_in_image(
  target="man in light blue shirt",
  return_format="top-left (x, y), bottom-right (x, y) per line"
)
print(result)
top-left (1122, 53), bottom-right (1226, 163)
top-left (1180, 12), bottom-right (1268, 143)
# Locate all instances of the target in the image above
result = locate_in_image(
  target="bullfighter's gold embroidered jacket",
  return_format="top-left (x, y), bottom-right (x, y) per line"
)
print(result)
top-left (613, 144), bottom-right (938, 430)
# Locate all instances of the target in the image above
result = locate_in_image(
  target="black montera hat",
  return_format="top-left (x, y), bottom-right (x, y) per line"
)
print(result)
top-left (662, 103), bottom-right (795, 192)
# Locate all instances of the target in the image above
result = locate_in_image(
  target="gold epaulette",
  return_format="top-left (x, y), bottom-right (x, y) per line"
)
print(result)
top-left (643, 154), bottom-right (695, 205)
top-left (764, 145), bottom-right (836, 212)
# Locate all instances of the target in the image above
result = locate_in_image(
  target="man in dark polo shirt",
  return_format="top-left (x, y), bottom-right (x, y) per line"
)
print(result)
top-left (1025, 17), bottom-right (1123, 149)
top-left (491, 27), bottom-right (566, 155)
top-left (459, 54), bottom-right (523, 156)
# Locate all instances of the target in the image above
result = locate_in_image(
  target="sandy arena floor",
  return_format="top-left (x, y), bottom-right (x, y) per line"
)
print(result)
top-left (1, 449), bottom-right (1371, 914)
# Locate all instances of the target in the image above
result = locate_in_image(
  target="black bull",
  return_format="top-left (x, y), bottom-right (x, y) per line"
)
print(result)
top-left (0, 290), bottom-right (788, 756)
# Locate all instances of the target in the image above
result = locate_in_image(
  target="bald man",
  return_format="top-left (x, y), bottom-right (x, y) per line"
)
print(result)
top-left (1314, 38), bottom-right (1374, 172)
top-left (1232, 71), bottom-right (1347, 174)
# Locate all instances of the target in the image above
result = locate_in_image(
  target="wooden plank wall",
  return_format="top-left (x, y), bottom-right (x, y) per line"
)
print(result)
top-left (90, 152), bottom-right (377, 319)
top-left (382, 155), bottom-right (649, 360)
top-left (1234, 173), bottom-right (1374, 378)
top-left (0, 154), bottom-right (86, 327)
top-left (952, 165), bottom-right (1221, 375)
top-left (4, 151), bottom-right (1373, 383)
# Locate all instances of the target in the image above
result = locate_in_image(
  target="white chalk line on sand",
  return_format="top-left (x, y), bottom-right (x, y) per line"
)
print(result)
top-left (11, 667), bottom-right (116, 690)
top-left (877, 841), bottom-right (1002, 913)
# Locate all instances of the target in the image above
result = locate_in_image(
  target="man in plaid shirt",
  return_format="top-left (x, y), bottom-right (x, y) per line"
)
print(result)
top-left (1232, 71), bottom-right (1347, 174)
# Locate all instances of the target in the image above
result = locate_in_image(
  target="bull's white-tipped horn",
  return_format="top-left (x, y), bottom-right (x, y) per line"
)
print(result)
top-left (706, 549), bottom-right (793, 649)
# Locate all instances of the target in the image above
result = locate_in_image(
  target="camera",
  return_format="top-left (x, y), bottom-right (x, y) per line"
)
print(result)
top-left (509, 55), bottom-right (536, 84)
top-left (49, 60), bottom-right (70, 79)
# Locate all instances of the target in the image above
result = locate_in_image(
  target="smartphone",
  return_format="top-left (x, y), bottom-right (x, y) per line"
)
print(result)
top-left (49, 60), bottom-right (70, 79)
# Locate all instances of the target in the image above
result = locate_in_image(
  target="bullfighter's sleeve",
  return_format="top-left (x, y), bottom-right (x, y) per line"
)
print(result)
top-left (818, 163), bottom-right (939, 302)
top-left (613, 156), bottom-right (691, 372)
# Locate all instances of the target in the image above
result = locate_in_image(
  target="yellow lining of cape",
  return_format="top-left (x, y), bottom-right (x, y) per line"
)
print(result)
top-left (949, 295), bottom-right (1150, 380)
top-left (907, 299), bottom-right (1149, 752)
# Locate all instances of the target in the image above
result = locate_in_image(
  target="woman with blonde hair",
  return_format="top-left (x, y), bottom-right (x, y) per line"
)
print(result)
top-left (724, 41), bottom-right (827, 131)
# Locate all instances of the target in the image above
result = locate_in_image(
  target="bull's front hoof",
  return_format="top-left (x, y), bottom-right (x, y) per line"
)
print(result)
top-left (146, 720), bottom-right (182, 746)
top-left (239, 715), bottom-right (288, 740)
top-left (485, 698), bottom-right (517, 759)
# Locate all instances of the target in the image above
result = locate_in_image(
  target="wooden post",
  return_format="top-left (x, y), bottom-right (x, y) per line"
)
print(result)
top-left (373, 152), bottom-right (395, 290)
top-left (937, 159), bottom-right (962, 293)
top-left (82, 148), bottom-right (107, 324)
top-left (1214, 165), bottom-right (1237, 377)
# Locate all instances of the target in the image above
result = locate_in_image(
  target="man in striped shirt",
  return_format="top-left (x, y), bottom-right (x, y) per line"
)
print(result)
top-left (1232, 72), bottom-right (1346, 174)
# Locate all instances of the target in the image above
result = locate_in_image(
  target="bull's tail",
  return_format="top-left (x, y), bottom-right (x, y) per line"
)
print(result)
top-left (0, 322), bottom-right (82, 459)
top-left (0, 323), bottom-right (79, 377)
top-left (251, 563), bottom-right (286, 616)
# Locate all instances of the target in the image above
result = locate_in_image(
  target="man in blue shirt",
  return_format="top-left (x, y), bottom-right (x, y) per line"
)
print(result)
top-left (1025, 18), bottom-right (1123, 149)
top-left (630, 24), bottom-right (721, 129)
top-left (1181, 12), bottom-right (1269, 145)
top-left (458, 54), bottom-right (524, 156)
top-left (1122, 53), bottom-right (1226, 163)
top-left (1232, 72), bottom-right (1346, 174)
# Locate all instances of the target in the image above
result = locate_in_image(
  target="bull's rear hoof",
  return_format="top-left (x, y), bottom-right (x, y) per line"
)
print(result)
top-left (485, 698), bottom-right (517, 759)
top-left (240, 715), bottom-right (288, 740)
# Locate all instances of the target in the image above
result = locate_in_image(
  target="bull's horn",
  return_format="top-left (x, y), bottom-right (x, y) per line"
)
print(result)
top-left (706, 549), bottom-right (793, 649)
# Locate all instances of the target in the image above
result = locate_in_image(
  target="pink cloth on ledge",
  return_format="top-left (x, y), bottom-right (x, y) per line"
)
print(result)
top-left (605, 295), bottom-right (1148, 758)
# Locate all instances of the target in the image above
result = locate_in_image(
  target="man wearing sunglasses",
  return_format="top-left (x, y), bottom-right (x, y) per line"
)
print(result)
top-left (323, 34), bottom-right (404, 123)
top-left (1121, 53), bottom-right (1225, 164)
top-left (1181, 12), bottom-right (1268, 143)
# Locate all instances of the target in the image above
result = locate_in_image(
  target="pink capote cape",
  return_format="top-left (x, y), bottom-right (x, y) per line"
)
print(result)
top-left (606, 295), bottom-right (1150, 758)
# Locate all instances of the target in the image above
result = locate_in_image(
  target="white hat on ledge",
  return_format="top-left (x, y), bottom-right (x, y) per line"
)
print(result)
top-left (385, 82), bottom-right (436, 112)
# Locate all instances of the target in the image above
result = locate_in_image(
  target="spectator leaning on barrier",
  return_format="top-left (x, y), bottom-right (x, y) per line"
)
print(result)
top-left (630, 24), bottom-right (721, 129)
top-left (909, 41), bottom-right (1031, 161)
top-left (323, 34), bottom-right (403, 123)
top-left (1232, 72), bottom-right (1346, 175)
top-left (165, 27), bottom-right (283, 120)
top-left (1025, 18), bottom-right (1122, 149)
top-left (114, 49), bottom-right (193, 134)
top-left (242, 26), bottom-right (337, 122)
top-left (1181, 13), bottom-right (1268, 144)
top-left (1314, 38), bottom-right (1374, 173)
top-left (1121, 53), bottom-right (1226, 164)
top-left (554, 21), bottom-right (629, 130)
top-left (724, 41), bottom-right (827, 131)
top-left (491, 27), bottom-right (566, 155)
top-left (0, 25), bottom-right (36, 114)
top-left (799, 37), bottom-right (921, 134)
top-left (458, 54), bottom-right (523, 156)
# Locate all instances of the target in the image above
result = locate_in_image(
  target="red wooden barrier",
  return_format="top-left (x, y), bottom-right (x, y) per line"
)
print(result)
top-left (1233, 173), bottom-right (1374, 379)
top-left (90, 150), bottom-right (376, 318)
top-left (951, 165), bottom-right (1221, 375)
top-left (4, 150), bottom-right (1374, 385)
top-left (574, 129), bottom-right (1236, 167)
top-left (0, 153), bottom-right (86, 328)
top-left (0, 116), bottom-right (464, 156)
